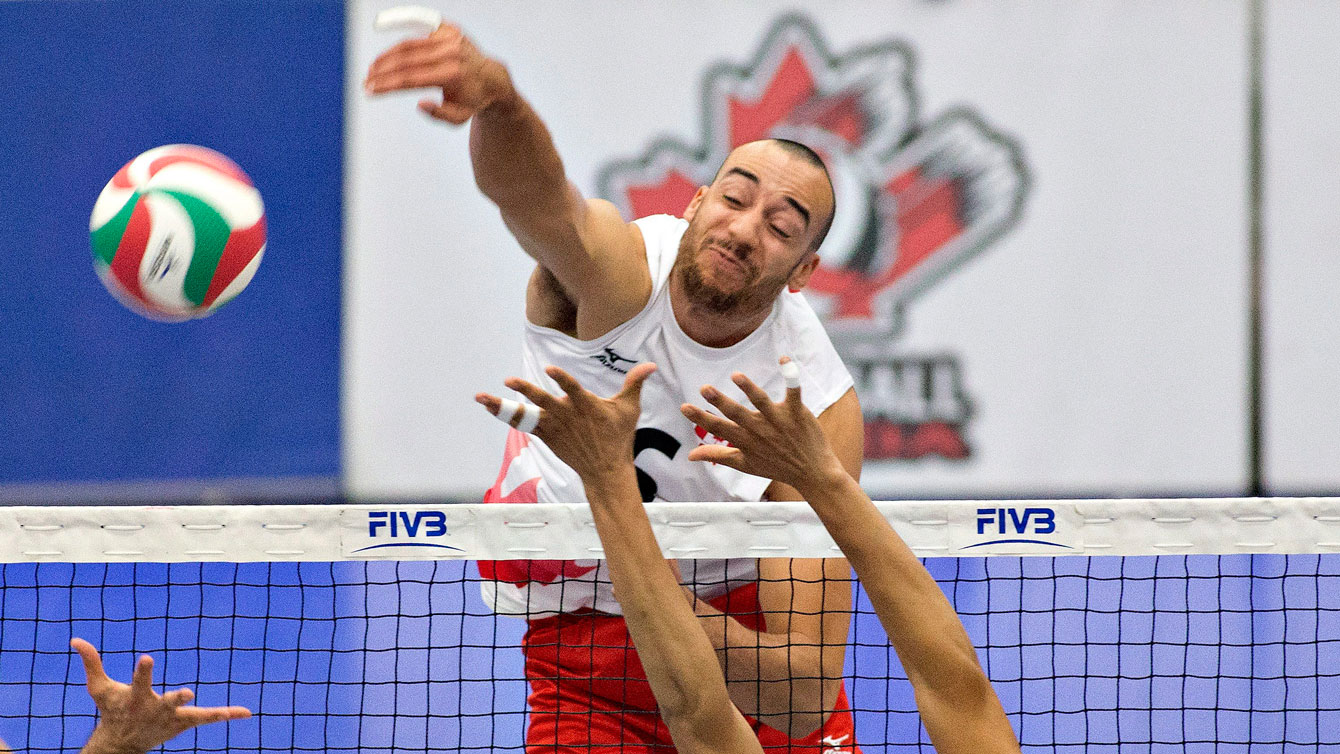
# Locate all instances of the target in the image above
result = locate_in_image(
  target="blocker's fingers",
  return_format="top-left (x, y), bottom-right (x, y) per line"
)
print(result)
top-left (779, 356), bottom-right (803, 396)
top-left (475, 393), bottom-right (503, 415)
top-left (731, 372), bottom-right (779, 416)
top-left (130, 655), bottom-right (155, 699)
top-left (497, 399), bottom-right (542, 433)
top-left (71, 638), bottom-right (109, 689)
top-left (687, 444), bottom-right (746, 471)
top-left (502, 377), bottom-right (560, 411)
top-left (163, 687), bottom-right (195, 708)
top-left (180, 705), bottom-right (254, 725)
top-left (700, 384), bottom-right (755, 425)
top-left (617, 363), bottom-right (658, 403)
top-left (544, 366), bottom-right (593, 404)
top-left (680, 404), bottom-right (742, 443)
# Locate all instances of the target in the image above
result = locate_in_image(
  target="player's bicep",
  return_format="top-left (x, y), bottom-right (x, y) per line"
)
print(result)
top-left (502, 192), bottom-right (648, 307)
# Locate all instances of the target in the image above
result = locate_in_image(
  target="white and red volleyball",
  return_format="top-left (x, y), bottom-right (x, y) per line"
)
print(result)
top-left (89, 145), bottom-right (266, 321)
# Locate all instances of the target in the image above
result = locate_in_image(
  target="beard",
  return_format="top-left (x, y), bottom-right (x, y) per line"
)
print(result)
top-left (673, 222), bottom-right (789, 316)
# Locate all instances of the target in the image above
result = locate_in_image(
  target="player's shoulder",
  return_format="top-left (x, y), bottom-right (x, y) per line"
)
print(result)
top-left (776, 290), bottom-right (836, 352)
top-left (631, 213), bottom-right (689, 236)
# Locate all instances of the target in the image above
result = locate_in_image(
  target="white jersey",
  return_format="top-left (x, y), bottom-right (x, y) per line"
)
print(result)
top-left (481, 214), bottom-right (854, 617)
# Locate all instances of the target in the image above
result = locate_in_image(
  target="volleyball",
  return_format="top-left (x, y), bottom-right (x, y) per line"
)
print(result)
top-left (89, 144), bottom-right (266, 321)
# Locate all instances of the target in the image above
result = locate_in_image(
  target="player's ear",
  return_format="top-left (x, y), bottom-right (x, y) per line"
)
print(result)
top-left (683, 186), bottom-right (709, 222)
top-left (786, 253), bottom-right (822, 292)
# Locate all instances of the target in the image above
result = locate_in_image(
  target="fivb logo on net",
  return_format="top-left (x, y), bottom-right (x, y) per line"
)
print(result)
top-left (353, 510), bottom-right (463, 554)
top-left (597, 14), bottom-right (1030, 462)
top-left (968, 506), bottom-right (1071, 550)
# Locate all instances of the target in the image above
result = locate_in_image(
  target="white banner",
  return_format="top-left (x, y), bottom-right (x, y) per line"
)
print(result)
top-left (345, 1), bottom-right (1251, 500)
top-left (1262, 0), bottom-right (1340, 494)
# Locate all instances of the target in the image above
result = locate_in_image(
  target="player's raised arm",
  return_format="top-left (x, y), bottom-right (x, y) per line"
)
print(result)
top-left (681, 360), bottom-right (1022, 754)
top-left (364, 15), bottom-right (648, 331)
top-left (476, 366), bottom-right (763, 754)
top-left (71, 638), bottom-right (252, 754)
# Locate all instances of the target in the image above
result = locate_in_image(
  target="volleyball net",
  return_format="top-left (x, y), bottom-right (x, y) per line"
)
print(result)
top-left (2, 498), bottom-right (1338, 752)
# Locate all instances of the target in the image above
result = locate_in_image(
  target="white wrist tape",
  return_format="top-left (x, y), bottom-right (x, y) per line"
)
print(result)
top-left (374, 5), bottom-right (443, 33)
top-left (495, 398), bottom-right (540, 433)
top-left (780, 359), bottom-right (802, 389)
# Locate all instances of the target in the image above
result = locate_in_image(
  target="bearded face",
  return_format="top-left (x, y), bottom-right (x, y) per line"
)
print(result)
top-left (673, 216), bottom-right (793, 315)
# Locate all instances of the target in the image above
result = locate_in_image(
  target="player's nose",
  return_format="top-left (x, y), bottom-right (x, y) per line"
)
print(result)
top-left (724, 207), bottom-right (763, 250)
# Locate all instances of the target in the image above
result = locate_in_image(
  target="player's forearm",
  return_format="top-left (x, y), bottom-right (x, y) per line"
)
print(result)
top-left (690, 600), bottom-right (840, 736)
top-left (798, 474), bottom-right (990, 703)
top-left (469, 77), bottom-right (573, 220)
top-left (583, 469), bottom-right (737, 723)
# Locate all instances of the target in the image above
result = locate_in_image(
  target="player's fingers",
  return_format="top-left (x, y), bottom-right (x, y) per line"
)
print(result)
top-left (687, 444), bottom-right (746, 471)
top-left (163, 687), bottom-right (195, 708)
top-left (477, 393), bottom-right (542, 434)
top-left (700, 384), bottom-right (755, 425)
top-left (130, 655), bottom-right (155, 701)
top-left (731, 372), bottom-right (780, 418)
top-left (544, 366), bottom-right (594, 405)
top-left (70, 638), bottom-right (109, 691)
top-left (365, 65), bottom-right (461, 95)
top-left (779, 356), bottom-right (803, 407)
top-left (179, 705), bottom-right (254, 726)
top-left (616, 362), bottom-right (657, 405)
top-left (502, 377), bottom-right (560, 411)
top-left (366, 41), bottom-right (449, 79)
top-left (679, 404), bottom-right (741, 443)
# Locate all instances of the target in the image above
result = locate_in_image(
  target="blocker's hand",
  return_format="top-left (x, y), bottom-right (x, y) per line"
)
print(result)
top-left (72, 638), bottom-right (251, 754)
top-left (477, 363), bottom-right (657, 481)
top-left (364, 21), bottom-right (513, 124)
top-left (680, 358), bottom-right (848, 493)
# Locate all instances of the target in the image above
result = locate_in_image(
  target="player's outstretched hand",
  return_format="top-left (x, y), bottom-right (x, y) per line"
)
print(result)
top-left (680, 357), bottom-right (848, 494)
top-left (72, 638), bottom-right (251, 754)
top-left (477, 363), bottom-right (657, 482)
top-left (364, 20), bottom-right (513, 124)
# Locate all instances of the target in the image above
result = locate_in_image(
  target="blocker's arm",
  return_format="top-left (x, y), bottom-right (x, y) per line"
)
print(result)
top-left (477, 364), bottom-right (763, 754)
top-left (682, 361), bottom-right (1021, 754)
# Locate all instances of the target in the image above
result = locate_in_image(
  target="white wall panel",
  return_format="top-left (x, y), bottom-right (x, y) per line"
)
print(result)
top-left (346, 1), bottom-right (1250, 500)
top-left (1262, 0), bottom-right (1340, 494)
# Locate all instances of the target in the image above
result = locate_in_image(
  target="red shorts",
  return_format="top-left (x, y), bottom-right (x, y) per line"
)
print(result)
top-left (521, 583), bottom-right (860, 754)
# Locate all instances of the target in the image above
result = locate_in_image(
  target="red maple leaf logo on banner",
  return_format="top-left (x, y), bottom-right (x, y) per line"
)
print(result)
top-left (598, 15), bottom-right (1029, 461)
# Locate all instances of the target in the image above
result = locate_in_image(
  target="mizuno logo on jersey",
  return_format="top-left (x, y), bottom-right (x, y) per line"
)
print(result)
top-left (590, 347), bottom-right (638, 373)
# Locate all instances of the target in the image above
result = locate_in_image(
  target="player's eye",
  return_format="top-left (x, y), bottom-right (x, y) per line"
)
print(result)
top-left (723, 195), bottom-right (742, 206)
top-left (771, 225), bottom-right (792, 239)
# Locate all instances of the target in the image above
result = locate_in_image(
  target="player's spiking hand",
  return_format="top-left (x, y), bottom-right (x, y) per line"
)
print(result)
top-left (680, 357), bottom-right (849, 496)
top-left (72, 638), bottom-right (251, 754)
top-left (364, 20), bottom-right (514, 124)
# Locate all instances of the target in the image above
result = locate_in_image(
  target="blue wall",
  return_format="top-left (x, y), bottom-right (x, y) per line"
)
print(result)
top-left (0, 1), bottom-right (343, 489)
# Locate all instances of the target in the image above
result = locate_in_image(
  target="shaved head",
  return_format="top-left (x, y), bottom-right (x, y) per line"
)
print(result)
top-left (711, 139), bottom-right (836, 252)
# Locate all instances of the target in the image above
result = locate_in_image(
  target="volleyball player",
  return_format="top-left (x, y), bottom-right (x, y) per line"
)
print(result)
top-left (369, 20), bottom-right (864, 750)
top-left (479, 359), bottom-right (1021, 754)
top-left (0, 639), bottom-right (252, 754)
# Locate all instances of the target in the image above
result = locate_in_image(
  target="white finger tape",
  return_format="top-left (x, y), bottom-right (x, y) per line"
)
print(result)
top-left (374, 5), bottom-right (443, 33)
top-left (780, 359), bottom-right (802, 389)
top-left (495, 398), bottom-right (540, 433)
top-left (515, 403), bottom-right (540, 433)
top-left (496, 398), bottom-right (521, 425)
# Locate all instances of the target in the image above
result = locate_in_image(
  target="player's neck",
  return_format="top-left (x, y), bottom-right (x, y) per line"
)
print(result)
top-left (668, 277), bottom-right (772, 348)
